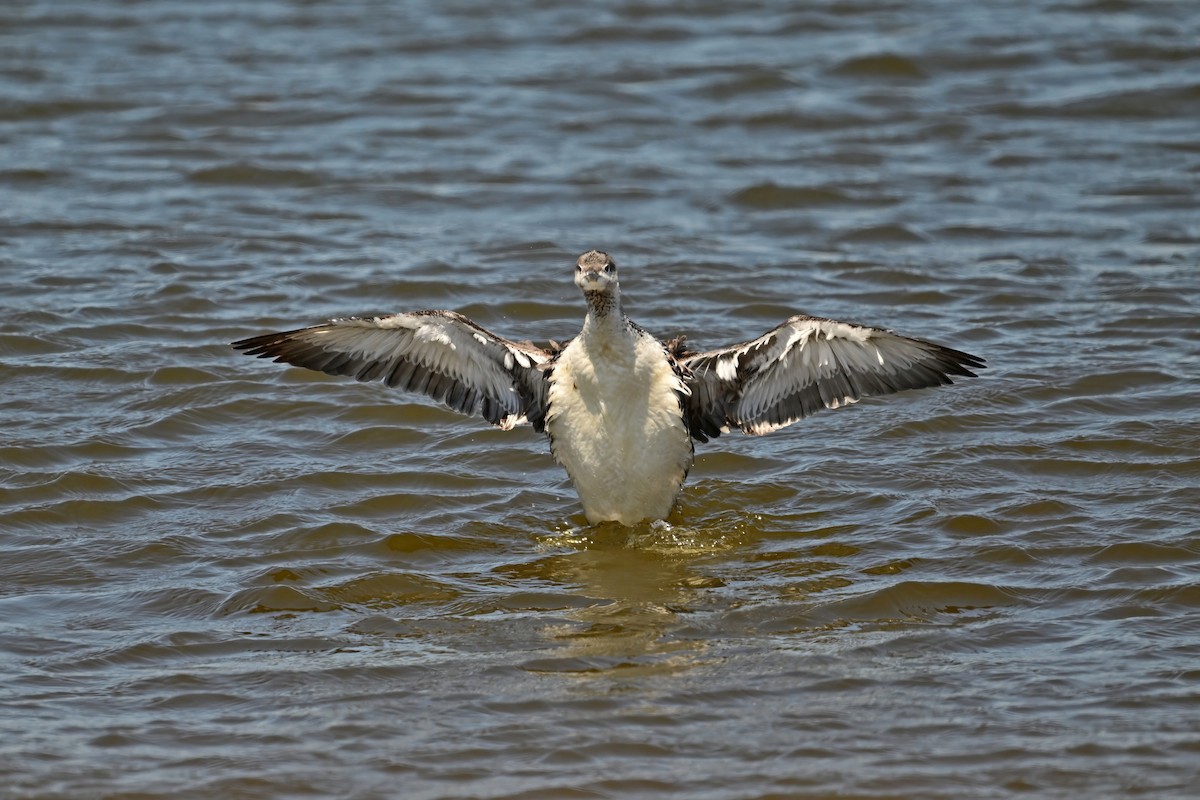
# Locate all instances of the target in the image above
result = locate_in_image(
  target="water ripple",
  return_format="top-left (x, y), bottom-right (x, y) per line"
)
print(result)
top-left (2, 0), bottom-right (1199, 797)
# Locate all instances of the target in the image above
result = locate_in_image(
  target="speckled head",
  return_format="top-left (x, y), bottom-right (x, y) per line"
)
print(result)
top-left (574, 250), bottom-right (617, 291)
top-left (574, 250), bottom-right (621, 316)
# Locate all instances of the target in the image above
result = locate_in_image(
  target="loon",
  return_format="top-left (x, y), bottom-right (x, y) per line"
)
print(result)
top-left (233, 250), bottom-right (984, 526)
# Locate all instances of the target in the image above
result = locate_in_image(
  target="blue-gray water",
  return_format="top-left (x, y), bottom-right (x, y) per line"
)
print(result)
top-left (2, 1), bottom-right (1199, 798)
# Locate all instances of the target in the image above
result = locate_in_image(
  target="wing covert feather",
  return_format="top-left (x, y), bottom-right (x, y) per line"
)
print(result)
top-left (679, 315), bottom-right (984, 440)
top-left (233, 311), bottom-right (552, 430)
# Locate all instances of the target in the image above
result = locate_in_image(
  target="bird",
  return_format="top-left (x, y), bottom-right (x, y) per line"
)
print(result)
top-left (232, 250), bottom-right (984, 526)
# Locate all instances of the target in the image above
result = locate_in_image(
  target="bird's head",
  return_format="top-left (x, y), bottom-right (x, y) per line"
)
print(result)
top-left (574, 250), bottom-right (618, 293)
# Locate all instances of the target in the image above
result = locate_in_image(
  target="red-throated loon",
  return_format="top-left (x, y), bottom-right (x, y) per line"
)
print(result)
top-left (233, 250), bottom-right (985, 526)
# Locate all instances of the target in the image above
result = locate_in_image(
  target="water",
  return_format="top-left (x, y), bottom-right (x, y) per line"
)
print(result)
top-left (2, 0), bottom-right (1199, 797)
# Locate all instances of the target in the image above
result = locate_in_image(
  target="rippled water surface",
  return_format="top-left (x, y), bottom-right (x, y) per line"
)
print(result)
top-left (3, 1), bottom-right (1200, 797)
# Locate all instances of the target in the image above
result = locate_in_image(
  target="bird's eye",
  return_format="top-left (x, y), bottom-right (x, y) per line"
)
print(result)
top-left (603, 263), bottom-right (613, 273)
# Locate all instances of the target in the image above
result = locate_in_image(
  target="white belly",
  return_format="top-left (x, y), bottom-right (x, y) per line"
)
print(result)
top-left (546, 334), bottom-right (693, 526)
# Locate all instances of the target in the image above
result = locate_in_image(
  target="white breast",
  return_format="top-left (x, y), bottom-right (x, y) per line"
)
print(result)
top-left (545, 329), bottom-right (693, 526)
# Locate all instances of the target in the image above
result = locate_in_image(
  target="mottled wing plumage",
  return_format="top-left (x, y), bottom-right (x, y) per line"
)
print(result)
top-left (232, 311), bottom-right (553, 430)
top-left (680, 315), bottom-right (985, 441)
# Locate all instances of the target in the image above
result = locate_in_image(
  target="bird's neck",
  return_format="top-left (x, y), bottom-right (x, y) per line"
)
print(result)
top-left (580, 288), bottom-right (630, 344)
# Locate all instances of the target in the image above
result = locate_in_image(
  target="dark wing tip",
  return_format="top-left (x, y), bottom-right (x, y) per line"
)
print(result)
top-left (931, 342), bottom-right (987, 379)
top-left (231, 331), bottom-right (297, 358)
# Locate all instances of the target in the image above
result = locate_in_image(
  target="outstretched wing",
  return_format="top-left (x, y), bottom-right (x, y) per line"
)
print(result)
top-left (680, 314), bottom-right (984, 442)
top-left (232, 311), bottom-right (553, 431)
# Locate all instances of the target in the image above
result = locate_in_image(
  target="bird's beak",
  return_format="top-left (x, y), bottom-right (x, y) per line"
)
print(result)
top-left (584, 270), bottom-right (600, 282)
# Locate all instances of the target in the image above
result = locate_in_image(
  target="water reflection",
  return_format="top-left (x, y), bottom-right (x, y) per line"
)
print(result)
top-left (515, 523), bottom-right (731, 675)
